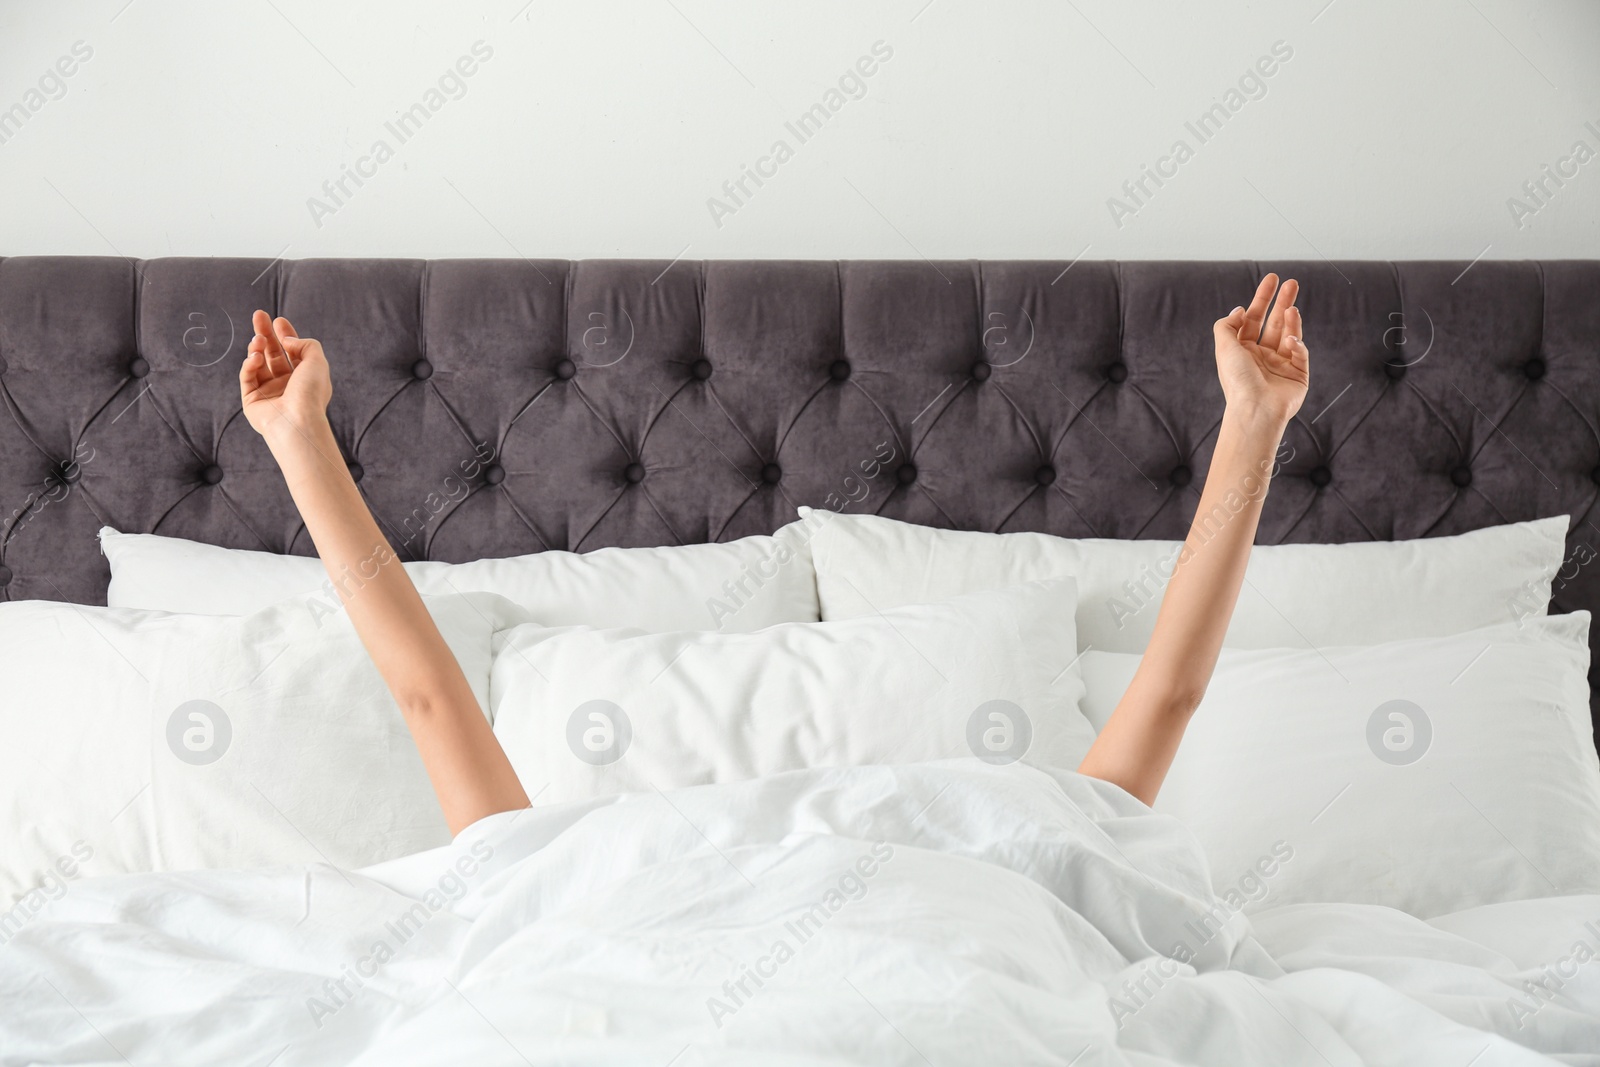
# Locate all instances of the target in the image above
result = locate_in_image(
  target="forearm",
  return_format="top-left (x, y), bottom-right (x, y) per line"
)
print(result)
top-left (260, 412), bottom-right (529, 832)
top-left (1078, 405), bottom-right (1286, 801)
top-left (1133, 405), bottom-right (1283, 705)
top-left (260, 417), bottom-right (391, 611)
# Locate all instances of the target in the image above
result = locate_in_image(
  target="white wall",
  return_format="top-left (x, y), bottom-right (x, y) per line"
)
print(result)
top-left (2, 0), bottom-right (1597, 261)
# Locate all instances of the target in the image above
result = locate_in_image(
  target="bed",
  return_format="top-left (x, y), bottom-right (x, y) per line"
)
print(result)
top-left (3, 256), bottom-right (1600, 1065)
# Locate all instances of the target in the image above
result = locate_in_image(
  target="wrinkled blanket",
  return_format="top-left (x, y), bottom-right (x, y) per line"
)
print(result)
top-left (3, 761), bottom-right (1598, 1065)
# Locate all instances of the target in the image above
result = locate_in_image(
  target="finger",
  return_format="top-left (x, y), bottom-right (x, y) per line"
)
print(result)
top-left (239, 347), bottom-right (267, 395)
top-left (267, 319), bottom-right (299, 371)
top-left (1278, 306), bottom-right (1304, 355)
top-left (252, 310), bottom-right (289, 374)
top-left (1272, 306), bottom-right (1298, 356)
top-left (1287, 335), bottom-right (1309, 377)
top-left (1281, 325), bottom-right (1309, 373)
top-left (1262, 278), bottom-right (1299, 350)
top-left (1241, 273), bottom-right (1279, 344)
top-left (250, 310), bottom-right (275, 351)
top-left (272, 317), bottom-right (303, 367)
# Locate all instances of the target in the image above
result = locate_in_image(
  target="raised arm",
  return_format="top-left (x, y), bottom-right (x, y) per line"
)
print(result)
top-left (1077, 274), bottom-right (1310, 804)
top-left (240, 312), bottom-right (529, 833)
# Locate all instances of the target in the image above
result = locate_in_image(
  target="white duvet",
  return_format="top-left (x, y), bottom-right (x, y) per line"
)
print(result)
top-left (3, 762), bottom-right (1599, 1065)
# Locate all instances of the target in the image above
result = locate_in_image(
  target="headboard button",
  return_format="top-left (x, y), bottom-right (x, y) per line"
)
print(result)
top-left (1589, 465), bottom-right (1600, 487)
top-left (128, 357), bottom-right (149, 379)
top-left (0, 565), bottom-right (12, 587)
top-left (896, 464), bottom-right (918, 486)
top-left (483, 463), bottom-right (505, 486)
top-left (971, 362), bottom-right (992, 382)
top-left (829, 359), bottom-right (852, 381)
top-left (691, 359), bottom-right (713, 381)
top-left (411, 359), bottom-right (434, 381)
top-left (624, 462), bottom-right (646, 485)
top-left (1310, 466), bottom-right (1332, 488)
top-left (1106, 361), bottom-right (1128, 383)
top-left (1524, 357), bottom-right (1546, 380)
top-left (201, 464), bottom-right (223, 485)
top-left (347, 462), bottom-right (364, 483)
top-left (1450, 466), bottom-right (1473, 488)
top-left (554, 359), bottom-right (577, 380)
top-left (760, 463), bottom-right (783, 485)
top-left (57, 460), bottom-right (82, 486)
top-left (1168, 464), bottom-right (1192, 488)
top-left (1034, 464), bottom-right (1057, 486)
top-left (1384, 361), bottom-right (1407, 380)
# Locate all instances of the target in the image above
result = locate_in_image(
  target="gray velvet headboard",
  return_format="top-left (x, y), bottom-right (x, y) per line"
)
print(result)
top-left (3, 256), bottom-right (1598, 725)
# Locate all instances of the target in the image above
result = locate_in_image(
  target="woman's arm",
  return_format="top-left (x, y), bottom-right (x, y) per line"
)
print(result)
top-left (1077, 274), bottom-right (1309, 805)
top-left (240, 312), bottom-right (530, 834)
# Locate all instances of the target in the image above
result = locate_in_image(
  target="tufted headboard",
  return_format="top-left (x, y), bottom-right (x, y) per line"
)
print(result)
top-left (3, 256), bottom-right (1599, 720)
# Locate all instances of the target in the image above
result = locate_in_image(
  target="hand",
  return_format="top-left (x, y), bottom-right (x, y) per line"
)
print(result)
top-left (240, 311), bottom-right (332, 436)
top-left (1213, 273), bottom-right (1310, 427)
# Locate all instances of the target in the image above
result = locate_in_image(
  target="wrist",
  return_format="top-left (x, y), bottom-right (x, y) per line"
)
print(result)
top-left (261, 408), bottom-right (335, 459)
top-left (1221, 401), bottom-right (1288, 441)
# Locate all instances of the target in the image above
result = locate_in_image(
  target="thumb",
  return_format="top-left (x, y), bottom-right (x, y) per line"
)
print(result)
top-left (277, 330), bottom-right (326, 368)
top-left (1213, 306), bottom-right (1244, 346)
top-left (273, 317), bottom-right (317, 367)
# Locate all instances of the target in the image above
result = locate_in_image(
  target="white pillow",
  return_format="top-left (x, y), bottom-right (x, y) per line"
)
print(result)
top-left (489, 579), bottom-right (1093, 806)
top-left (805, 509), bottom-right (1568, 654)
top-left (99, 520), bottom-right (821, 632)
top-left (0, 591), bottom-right (518, 904)
top-left (1079, 614), bottom-right (1600, 918)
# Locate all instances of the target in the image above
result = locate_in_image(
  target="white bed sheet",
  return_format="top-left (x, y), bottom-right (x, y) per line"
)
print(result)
top-left (2, 762), bottom-right (1597, 1065)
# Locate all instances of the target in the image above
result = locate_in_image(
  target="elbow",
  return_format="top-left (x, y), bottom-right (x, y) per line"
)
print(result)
top-left (394, 683), bottom-right (488, 729)
top-left (1163, 683), bottom-right (1208, 721)
top-left (393, 686), bottom-right (448, 724)
top-left (1118, 671), bottom-right (1208, 723)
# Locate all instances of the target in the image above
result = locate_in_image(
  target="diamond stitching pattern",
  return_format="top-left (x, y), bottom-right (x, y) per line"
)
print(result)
top-left (2, 255), bottom-right (1598, 724)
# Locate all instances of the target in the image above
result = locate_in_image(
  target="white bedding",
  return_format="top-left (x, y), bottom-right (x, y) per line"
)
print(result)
top-left (3, 762), bottom-right (1598, 1065)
